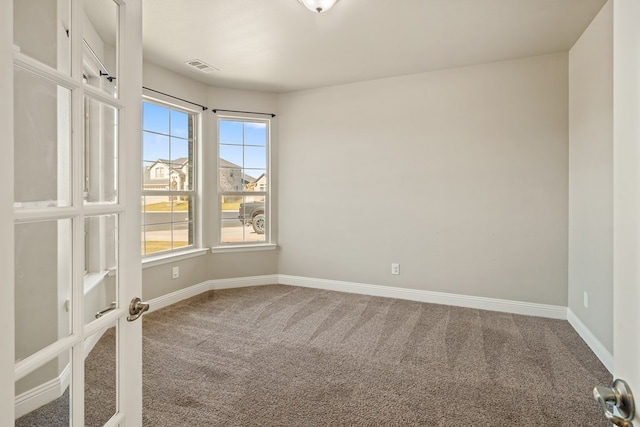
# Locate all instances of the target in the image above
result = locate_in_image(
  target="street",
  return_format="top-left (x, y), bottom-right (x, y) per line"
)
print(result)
top-left (142, 210), bottom-right (265, 244)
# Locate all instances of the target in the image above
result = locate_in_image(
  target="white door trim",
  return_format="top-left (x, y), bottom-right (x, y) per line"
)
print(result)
top-left (0, 1), bottom-right (15, 422)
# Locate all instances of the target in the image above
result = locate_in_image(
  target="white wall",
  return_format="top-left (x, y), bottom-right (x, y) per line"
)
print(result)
top-left (568, 1), bottom-right (613, 354)
top-left (13, 1), bottom-right (59, 70)
top-left (277, 53), bottom-right (569, 305)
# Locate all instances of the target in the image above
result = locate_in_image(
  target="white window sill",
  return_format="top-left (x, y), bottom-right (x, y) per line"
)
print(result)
top-left (210, 243), bottom-right (277, 254)
top-left (142, 248), bottom-right (208, 269)
top-left (84, 271), bottom-right (109, 294)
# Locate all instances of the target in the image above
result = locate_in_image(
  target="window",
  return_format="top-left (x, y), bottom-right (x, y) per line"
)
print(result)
top-left (142, 101), bottom-right (196, 255)
top-left (218, 118), bottom-right (270, 244)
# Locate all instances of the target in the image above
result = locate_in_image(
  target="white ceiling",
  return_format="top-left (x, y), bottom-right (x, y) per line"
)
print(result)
top-left (142, 0), bottom-right (607, 93)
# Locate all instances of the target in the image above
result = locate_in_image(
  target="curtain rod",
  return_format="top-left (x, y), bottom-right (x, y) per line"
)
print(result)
top-left (212, 109), bottom-right (276, 118)
top-left (143, 87), bottom-right (208, 111)
top-left (83, 39), bottom-right (112, 78)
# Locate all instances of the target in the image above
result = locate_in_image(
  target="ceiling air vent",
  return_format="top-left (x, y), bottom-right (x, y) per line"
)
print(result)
top-left (184, 59), bottom-right (219, 73)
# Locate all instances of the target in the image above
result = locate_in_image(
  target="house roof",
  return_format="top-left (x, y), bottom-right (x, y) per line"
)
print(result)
top-left (219, 158), bottom-right (256, 183)
top-left (251, 173), bottom-right (266, 183)
top-left (219, 158), bottom-right (241, 169)
top-left (148, 158), bottom-right (188, 168)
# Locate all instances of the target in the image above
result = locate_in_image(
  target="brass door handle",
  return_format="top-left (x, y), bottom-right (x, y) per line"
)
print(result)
top-left (593, 379), bottom-right (635, 427)
top-left (126, 297), bottom-right (150, 322)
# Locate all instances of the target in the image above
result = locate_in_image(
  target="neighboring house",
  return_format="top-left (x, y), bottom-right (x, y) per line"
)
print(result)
top-left (240, 173), bottom-right (267, 205)
top-left (219, 158), bottom-right (256, 192)
top-left (143, 157), bottom-right (190, 191)
top-left (245, 173), bottom-right (267, 192)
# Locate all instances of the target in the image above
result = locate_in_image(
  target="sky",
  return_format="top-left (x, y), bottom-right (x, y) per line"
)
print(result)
top-left (142, 102), bottom-right (190, 164)
top-left (142, 102), bottom-right (267, 175)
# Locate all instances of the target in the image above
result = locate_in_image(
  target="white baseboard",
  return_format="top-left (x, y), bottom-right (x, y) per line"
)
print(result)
top-left (15, 363), bottom-right (70, 419)
top-left (147, 274), bottom-right (279, 313)
top-left (147, 281), bottom-right (213, 313)
top-left (278, 275), bottom-right (568, 320)
top-left (209, 274), bottom-right (279, 290)
top-left (149, 273), bottom-right (568, 320)
top-left (567, 308), bottom-right (613, 373)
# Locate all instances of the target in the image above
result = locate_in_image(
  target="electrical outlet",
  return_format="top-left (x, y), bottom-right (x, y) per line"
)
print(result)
top-left (172, 266), bottom-right (179, 279)
top-left (583, 291), bottom-right (588, 309)
top-left (391, 263), bottom-right (400, 275)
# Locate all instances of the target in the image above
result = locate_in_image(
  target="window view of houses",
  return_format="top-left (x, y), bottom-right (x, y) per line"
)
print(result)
top-left (141, 102), bottom-right (194, 255)
top-left (219, 119), bottom-right (269, 244)
top-left (141, 105), bottom-right (269, 254)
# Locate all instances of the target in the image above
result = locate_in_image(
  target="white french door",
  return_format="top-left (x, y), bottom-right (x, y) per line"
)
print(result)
top-left (2, 0), bottom-right (143, 426)
top-left (612, 0), bottom-right (640, 425)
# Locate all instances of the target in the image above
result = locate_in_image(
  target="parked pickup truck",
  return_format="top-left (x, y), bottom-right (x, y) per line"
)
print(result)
top-left (238, 202), bottom-right (265, 234)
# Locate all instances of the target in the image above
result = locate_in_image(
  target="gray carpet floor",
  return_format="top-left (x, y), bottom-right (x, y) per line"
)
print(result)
top-left (16, 284), bottom-right (612, 426)
top-left (141, 285), bottom-right (611, 426)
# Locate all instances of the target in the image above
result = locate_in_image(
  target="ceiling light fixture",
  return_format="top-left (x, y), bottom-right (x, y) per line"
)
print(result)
top-left (298, 0), bottom-right (339, 13)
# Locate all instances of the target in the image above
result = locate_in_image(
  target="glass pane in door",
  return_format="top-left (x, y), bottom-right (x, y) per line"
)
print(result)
top-left (13, 67), bottom-right (72, 209)
top-left (84, 214), bottom-right (118, 325)
top-left (15, 220), bottom-right (72, 363)
top-left (83, 0), bottom-right (119, 98)
top-left (14, 350), bottom-right (72, 426)
top-left (85, 326), bottom-right (117, 426)
top-left (84, 97), bottom-right (118, 204)
top-left (13, 0), bottom-right (71, 74)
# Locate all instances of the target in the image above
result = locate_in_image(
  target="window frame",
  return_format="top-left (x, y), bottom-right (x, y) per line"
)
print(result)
top-left (141, 98), bottom-right (199, 258)
top-left (216, 115), bottom-right (272, 247)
